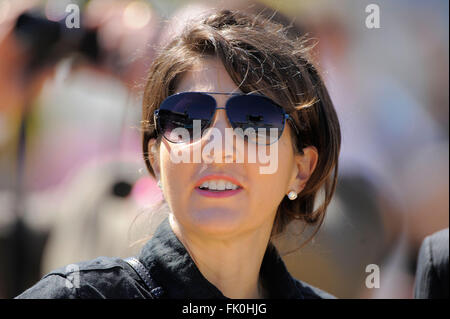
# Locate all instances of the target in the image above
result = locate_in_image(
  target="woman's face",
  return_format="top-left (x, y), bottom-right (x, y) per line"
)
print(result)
top-left (149, 58), bottom-right (317, 240)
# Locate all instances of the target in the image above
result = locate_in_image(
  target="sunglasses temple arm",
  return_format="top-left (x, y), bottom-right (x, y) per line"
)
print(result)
top-left (286, 114), bottom-right (300, 136)
top-left (153, 109), bottom-right (160, 136)
top-left (286, 114), bottom-right (305, 152)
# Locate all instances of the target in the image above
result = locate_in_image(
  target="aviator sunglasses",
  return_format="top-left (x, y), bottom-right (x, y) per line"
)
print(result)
top-left (154, 92), bottom-right (300, 145)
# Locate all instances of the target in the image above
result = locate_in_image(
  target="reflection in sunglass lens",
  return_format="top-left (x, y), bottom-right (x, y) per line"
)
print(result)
top-left (158, 93), bottom-right (216, 143)
top-left (226, 95), bottom-right (285, 145)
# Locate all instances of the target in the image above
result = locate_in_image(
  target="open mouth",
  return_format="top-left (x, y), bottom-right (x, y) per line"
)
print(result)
top-left (195, 178), bottom-right (243, 198)
top-left (197, 180), bottom-right (242, 192)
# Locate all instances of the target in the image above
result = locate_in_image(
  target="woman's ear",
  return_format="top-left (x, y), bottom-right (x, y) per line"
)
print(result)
top-left (289, 146), bottom-right (319, 193)
top-left (147, 139), bottom-right (161, 180)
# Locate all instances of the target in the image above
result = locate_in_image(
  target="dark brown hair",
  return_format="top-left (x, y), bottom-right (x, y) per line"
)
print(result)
top-left (141, 9), bottom-right (341, 245)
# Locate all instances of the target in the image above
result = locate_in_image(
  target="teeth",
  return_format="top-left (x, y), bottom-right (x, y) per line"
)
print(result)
top-left (209, 181), bottom-right (217, 190)
top-left (198, 180), bottom-right (240, 191)
top-left (217, 180), bottom-right (226, 191)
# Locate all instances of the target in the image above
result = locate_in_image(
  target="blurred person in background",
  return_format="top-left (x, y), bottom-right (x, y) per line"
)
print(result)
top-left (0, 0), bottom-right (62, 298)
top-left (40, 156), bottom-right (163, 274)
top-left (0, 0), bottom-right (161, 297)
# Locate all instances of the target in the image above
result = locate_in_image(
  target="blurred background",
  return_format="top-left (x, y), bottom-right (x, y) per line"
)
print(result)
top-left (0, 0), bottom-right (448, 299)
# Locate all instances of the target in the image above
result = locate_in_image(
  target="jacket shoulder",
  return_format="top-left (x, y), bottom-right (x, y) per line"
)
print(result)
top-left (414, 228), bottom-right (449, 298)
top-left (294, 279), bottom-right (337, 299)
top-left (15, 256), bottom-right (151, 299)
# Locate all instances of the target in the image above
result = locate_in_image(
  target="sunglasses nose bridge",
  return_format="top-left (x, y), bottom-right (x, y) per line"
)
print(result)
top-left (209, 107), bottom-right (233, 132)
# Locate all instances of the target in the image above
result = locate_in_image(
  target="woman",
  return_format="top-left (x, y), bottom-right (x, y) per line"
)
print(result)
top-left (17, 9), bottom-right (340, 299)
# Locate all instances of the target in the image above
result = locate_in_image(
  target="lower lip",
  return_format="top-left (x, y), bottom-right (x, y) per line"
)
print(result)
top-left (195, 187), bottom-right (243, 198)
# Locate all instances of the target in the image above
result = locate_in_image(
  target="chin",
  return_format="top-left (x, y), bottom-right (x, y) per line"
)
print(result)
top-left (184, 207), bottom-right (247, 238)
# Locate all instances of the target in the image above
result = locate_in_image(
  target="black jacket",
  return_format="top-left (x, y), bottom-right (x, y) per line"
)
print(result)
top-left (16, 217), bottom-right (335, 299)
top-left (414, 228), bottom-right (449, 299)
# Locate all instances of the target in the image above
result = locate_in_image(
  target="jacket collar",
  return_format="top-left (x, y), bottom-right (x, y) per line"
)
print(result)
top-left (138, 217), bottom-right (304, 299)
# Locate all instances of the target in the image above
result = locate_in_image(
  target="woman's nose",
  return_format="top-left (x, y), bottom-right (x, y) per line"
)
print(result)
top-left (210, 108), bottom-right (231, 132)
top-left (201, 108), bottom-right (236, 163)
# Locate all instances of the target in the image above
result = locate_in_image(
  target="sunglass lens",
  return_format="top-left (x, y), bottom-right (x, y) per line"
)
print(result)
top-left (226, 95), bottom-right (285, 144)
top-left (158, 93), bottom-right (216, 143)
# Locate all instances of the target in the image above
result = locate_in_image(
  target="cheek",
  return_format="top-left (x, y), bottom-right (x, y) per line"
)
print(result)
top-left (247, 141), bottom-right (296, 209)
top-left (258, 134), bottom-right (295, 179)
top-left (248, 165), bottom-right (290, 212)
top-left (159, 146), bottom-right (194, 204)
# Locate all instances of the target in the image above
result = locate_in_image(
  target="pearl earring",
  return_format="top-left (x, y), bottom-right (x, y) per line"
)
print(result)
top-left (287, 191), bottom-right (297, 200)
top-left (157, 180), bottom-right (162, 189)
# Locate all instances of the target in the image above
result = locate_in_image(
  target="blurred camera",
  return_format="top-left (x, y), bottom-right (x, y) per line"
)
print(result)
top-left (13, 11), bottom-right (100, 73)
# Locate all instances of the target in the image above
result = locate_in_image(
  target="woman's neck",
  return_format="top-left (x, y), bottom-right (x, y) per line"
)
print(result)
top-left (169, 215), bottom-right (272, 299)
